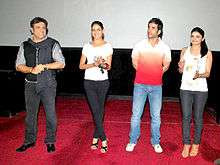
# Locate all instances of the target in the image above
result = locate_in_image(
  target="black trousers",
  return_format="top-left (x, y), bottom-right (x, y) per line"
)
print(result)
top-left (24, 80), bottom-right (57, 144)
top-left (84, 80), bottom-right (109, 141)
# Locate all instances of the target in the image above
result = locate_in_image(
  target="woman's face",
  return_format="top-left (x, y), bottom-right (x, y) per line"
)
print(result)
top-left (191, 31), bottom-right (203, 46)
top-left (91, 24), bottom-right (103, 40)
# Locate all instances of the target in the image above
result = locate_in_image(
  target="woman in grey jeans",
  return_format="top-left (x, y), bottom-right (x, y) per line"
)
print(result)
top-left (178, 27), bottom-right (212, 158)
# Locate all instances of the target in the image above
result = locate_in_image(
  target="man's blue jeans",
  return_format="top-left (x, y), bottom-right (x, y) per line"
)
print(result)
top-left (129, 84), bottom-right (162, 145)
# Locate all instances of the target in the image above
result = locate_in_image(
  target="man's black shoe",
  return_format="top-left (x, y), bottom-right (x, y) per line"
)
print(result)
top-left (16, 142), bottom-right (35, 152)
top-left (46, 144), bottom-right (55, 153)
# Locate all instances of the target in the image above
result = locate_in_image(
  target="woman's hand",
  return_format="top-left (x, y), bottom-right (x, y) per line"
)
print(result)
top-left (178, 60), bottom-right (185, 73)
top-left (193, 70), bottom-right (199, 80)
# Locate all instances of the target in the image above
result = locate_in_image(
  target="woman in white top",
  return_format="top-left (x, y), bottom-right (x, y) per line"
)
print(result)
top-left (178, 27), bottom-right (212, 158)
top-left (79, 21), bottom-right (113, 153)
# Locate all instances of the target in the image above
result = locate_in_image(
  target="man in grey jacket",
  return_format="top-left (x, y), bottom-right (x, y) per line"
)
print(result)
top-left (15, 17), bottom-right (65, 153)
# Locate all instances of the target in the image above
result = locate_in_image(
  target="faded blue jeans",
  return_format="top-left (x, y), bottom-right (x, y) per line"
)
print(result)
top-left (129, 84), bottom-right (162, 145)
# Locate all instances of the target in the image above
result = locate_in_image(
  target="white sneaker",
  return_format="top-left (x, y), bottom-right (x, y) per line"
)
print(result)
top-left (153, 144), bottom-right (163, 153)
top-left (126, 143), bottom-right (136, 152)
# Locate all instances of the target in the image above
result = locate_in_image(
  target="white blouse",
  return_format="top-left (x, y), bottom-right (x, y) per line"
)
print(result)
top-left (82, 42), bottom-right (113, 81)
top-left (180, 47), bottom-right (208, 92)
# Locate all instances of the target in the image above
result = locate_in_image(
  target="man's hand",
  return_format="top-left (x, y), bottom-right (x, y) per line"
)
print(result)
top-left (31, 64), bottom-right (45, 74)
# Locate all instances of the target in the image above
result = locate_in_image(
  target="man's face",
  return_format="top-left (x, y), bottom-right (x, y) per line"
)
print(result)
top-left (31, 22), bottom-right (47, 40)
top-left (147, 22), bottom-right (160, 39)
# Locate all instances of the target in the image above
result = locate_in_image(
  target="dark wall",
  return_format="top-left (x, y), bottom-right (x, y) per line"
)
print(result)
top-left (0, 46), bottom-right (25, 115)
top-left (0, 46), bottom-right (219, 114)
top-left (57, 48), bottom-right (183, 98)
top-left (57, 48), bottom-right (136, 96)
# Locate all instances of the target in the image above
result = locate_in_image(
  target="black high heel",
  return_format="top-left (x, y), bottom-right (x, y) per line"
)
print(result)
top-left (100, 140), bottom-right (108, 153)
top-left (91, 139), bottom-right (99, 150)
top-left (100, 145), bottom-right (108, 153)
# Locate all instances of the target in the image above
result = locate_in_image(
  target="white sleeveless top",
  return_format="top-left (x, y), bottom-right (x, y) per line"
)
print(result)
top-left (180, 47), bottom-right (208, 91)
top-left (82, 42), bottom-right (113, 81)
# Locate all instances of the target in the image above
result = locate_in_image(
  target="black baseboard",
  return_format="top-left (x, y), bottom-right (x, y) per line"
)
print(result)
top-left (0, 46), bottom-right (220, 121)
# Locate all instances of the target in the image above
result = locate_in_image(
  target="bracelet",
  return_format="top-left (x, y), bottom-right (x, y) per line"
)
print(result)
top-left (30, 67), bottom-right (33, 73)
top-left (198, 74), bottom-right (206, 78)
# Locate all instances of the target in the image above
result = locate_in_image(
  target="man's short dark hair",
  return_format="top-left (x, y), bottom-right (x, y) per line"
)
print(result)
top-left (30, 17), bottom-right (48, 28)
top-left (148, 18), bottom-right (163, 38)
top-left (30, 17), bottom-right (48, 34)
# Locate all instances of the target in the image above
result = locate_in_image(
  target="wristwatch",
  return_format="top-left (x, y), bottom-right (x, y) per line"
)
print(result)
top-left (44, 64), bottom-right (49, 70)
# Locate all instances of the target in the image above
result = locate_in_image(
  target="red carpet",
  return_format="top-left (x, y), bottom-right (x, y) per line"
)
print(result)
top-left (0, 96), bottom-right (220, 165)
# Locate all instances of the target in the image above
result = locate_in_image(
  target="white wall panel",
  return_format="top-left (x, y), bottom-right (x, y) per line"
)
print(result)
top-left (0, 0), bottom-right (219, 50)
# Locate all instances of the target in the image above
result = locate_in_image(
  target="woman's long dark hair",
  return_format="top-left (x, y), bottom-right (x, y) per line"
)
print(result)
top-left (190, 27), bottom-right (208, 57)
top-left (91, 21), bottom-right (104, 41)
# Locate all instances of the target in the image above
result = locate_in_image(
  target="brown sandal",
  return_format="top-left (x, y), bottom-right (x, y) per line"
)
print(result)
top-left (181, 144), bottom-right (191, 158)
top-left (190, 144), bottom-right (199, 157)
